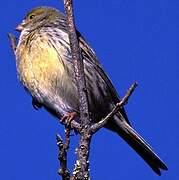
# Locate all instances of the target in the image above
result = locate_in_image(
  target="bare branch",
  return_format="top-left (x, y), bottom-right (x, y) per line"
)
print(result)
top-left (90, 82), bottom-right (138, 133)
top-left (56, 128), bottom-right (71, 180)
top-left (63, 1), bottom-right (91, 179)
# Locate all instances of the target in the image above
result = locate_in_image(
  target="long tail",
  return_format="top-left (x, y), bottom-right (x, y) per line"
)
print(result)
top-left (113, 116), bottom-right (168, 175)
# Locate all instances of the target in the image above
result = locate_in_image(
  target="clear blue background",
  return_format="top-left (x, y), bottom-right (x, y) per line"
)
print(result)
top-left (0, 0), bottom-right (178, 179)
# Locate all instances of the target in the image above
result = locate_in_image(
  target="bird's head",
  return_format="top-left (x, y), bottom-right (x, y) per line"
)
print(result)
top-left (16, 6), bottom-right (64, 32)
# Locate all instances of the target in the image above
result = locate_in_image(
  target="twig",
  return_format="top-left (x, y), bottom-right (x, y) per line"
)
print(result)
top-left (90, 82), bottom-right (138, 133)
top-left (56, 128), bottom-right (71, 180)
top-left (8, 33), bottom-right (17, 53)
top-left (63, 0), bottom-right (91, 179)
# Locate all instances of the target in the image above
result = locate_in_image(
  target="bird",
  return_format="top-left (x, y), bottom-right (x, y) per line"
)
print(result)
top-left (14, 6), bottom-right (167, 175)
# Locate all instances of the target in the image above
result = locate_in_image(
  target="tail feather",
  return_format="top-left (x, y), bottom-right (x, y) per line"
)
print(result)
top-left (114, 118), bottom-right (168, 175)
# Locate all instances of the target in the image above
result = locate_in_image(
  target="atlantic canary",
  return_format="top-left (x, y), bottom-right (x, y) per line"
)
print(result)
top-left (14, 6), bottom-right (167, 175)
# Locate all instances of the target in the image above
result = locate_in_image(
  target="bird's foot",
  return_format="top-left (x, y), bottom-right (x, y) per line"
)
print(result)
top-left (61, 112), bottom-right (77, 126)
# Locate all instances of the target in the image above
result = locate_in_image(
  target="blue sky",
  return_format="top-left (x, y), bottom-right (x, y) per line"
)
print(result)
top-left (0, 0), bottom-right (178, 179)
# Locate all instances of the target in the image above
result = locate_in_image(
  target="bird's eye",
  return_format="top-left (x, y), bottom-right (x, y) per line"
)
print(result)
top-left (29, 14), bottom-right (35, 20)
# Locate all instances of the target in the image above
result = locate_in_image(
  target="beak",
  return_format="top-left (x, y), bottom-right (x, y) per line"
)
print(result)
top-left (15, 20), bottom-right (26, 32)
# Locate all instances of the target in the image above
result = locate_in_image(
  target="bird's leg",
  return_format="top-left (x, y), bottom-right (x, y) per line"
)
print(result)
top-left (61, 112), bottom-right (77, 126)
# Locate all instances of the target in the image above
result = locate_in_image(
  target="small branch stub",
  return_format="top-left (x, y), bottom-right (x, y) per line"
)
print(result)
top-left (56, 130), bottom-right (70, 180)
top-left (8, 33), bottom-right (17, 53)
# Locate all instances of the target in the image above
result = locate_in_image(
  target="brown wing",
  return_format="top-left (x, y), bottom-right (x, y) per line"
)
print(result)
top-left (78, 32), bottom-right (130, 124)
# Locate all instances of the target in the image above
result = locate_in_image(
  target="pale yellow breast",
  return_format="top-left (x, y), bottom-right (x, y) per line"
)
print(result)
top-left (16, 35), bottom-right (65, 95)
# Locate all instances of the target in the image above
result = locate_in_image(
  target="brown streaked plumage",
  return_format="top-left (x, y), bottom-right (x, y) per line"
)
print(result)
top-left (15, 6), bottom-right (167, 175)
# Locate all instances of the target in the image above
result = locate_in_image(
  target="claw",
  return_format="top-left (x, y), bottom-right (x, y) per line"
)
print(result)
top-left (61, 112), bottom-right (77, 126)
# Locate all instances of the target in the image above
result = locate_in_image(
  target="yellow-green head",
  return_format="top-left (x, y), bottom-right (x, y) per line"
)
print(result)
top-left (16, 7), bottom-right (65, 32)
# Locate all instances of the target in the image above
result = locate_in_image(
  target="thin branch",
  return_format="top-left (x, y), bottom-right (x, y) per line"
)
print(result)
top-left (8, 33), bottom-right (17, 53)
top-left (63, 1), bottom-right (91, 179)
top-left (56, 128), bottom-right (71, 180)
top-left (90, 82), bottom-right (138, 133)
